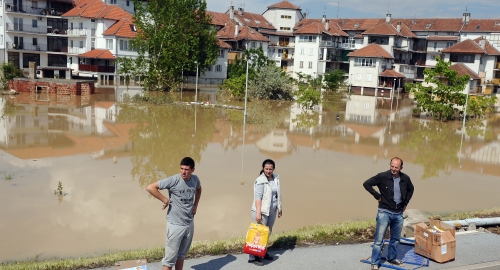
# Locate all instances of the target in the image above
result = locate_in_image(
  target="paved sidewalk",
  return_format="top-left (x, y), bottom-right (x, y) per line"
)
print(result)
top-left (94, 231), bottom-right (500, 270)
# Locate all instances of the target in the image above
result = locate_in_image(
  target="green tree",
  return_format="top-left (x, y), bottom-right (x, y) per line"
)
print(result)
top-left (227, 47), bottom-right (269, 79)
top-left (406, 57), bottom-right (469, 121)
top-left (466, 95), bottom-right (497, 119)
top-left (293, 72), bottom-right (322, 109)
top-left (323, 69), bottom-right (345, 92)
top-left (1, 62), bottom-right (23, 89)
top-left (220, 73), bottom-right (247, 100)
top-left (249, 65), bottom-right (293, 100)
top-left (129, 0), bottom-right (219, 91)
top-left (116, 57), bottom-right (137, 90)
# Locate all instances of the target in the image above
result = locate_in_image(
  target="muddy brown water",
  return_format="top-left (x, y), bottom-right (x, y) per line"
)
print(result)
top-left (1, 91), bottom-right (499, 262)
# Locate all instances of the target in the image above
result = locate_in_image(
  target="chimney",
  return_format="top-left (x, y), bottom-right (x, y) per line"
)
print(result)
top-left (462, 12), bottom-right (470, 24)
top-left (325, 20), bottom-right (329, 31)
top-left (303, 13), bottom-right (307, 18)
top-left (234, 24), bottom-right (239, 37)
top-left (479, 39), bottom-right (485, 49)
top-left (386, 13), bottom-right (391, 23)
top-left (229, 6), bottom-right (234, 20)
top-left (321, 14), bottom-right (326, 24)
top-left (238, 7), bottom-right (243, 16)
top-left (396, 21), bottom-right (401, 33)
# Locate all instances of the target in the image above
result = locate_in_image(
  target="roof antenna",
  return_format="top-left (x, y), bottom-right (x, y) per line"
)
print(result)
top-left (337, 2), bottom-right (339, 19)
top-left (388, 2), bottom-right (390, 14)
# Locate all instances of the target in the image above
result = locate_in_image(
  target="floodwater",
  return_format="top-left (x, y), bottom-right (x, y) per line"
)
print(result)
top-left (1, 90), bottom-right (499, 262)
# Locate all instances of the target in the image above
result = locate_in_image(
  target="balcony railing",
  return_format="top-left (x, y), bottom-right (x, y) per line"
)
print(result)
top-left (320, 41), bottom-right (342, 48)
top-left (67, 47), bottom-right (86, 54)
top-left (79, 64), bottom-right (115, 73)
top-left (269, 42), bottom-right (295, 47)
top-left (6, 22), bottom-right (48, 34)
top-left (492, 78), bottom-right (500, 85)
top-left (5, 3), bottom-right (67, 16)
top-left (342, 43), bottom-right (355, 49)
top-left (66, 29), bottom-right (87, 36)
top-left (6, 41), bottom-right (47, 52)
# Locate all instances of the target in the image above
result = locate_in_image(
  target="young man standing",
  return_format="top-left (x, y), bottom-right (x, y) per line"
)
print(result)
top-left (147, 157), bottom-right (202, 270)
top-left (363, 157), bottom-right (414, 270)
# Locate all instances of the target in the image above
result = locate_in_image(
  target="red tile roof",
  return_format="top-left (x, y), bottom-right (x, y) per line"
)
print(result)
top-left (79, 49), bottom-right (116, 59)
top-left (379, 69), bottom-right (405, 78)
top-left (474, 37), bottom-right (500, 56)
top-left (450, 63), bottom-right (481, 79)
top-left (103, 18), bottom-right (137, 38)
top-left (218, 39), bottom-right (232, 49)
top-left (347, 43), bottom-right (393, 59)
top-left (232, 10), bottom-right (275, 30)
top-left (207, 11), bottom-right (231, 27)
top-left (442, 39), bottom-right (486, 54)
top-left (293, 21), bottom-right (348, 37)
top-left (267, 0), bottom-right (301, 10)
top-left (217, 24), bottom-right (270, 42)
top-left (63, 0), bottom-right (132, 20)
top-left (363, 23), bottom-right (403, 36)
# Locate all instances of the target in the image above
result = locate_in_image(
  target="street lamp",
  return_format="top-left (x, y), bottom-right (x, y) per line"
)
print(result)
top-left (195, 61), bottom-right (199, 103)
top-left (244, 55), bottom-right (250, 125)
top-left (181, 65), bottom-right (183, 100)
top-left (390, 77), bottom-right (396, 112)
top-left (462, 78), bottom-right (473, 129)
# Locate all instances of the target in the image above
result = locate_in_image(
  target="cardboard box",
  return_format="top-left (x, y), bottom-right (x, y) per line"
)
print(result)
top-left (414, 220), bottom-right (456, 263)
top-left (114, 259), bottom-right (148, 270)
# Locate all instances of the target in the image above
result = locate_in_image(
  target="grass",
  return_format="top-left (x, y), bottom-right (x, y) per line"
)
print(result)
top-left (2, 208), bottom-right (500, 270)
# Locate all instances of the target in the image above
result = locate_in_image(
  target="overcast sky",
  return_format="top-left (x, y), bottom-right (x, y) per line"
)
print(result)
top-left (207, 0), bottom-right (499, 19)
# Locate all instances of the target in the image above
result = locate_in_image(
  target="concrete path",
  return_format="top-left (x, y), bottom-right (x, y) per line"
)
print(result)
top-left (94, 231), bottom-right (500, 270)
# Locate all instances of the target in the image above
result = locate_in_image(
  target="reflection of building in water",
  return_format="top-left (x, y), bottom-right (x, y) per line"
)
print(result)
top-left (289, 102), bottom-right (322, 134)
top-left (0, 94), bottom-right (134, 160)
top-left (255, 129), bottom-right (295, 158)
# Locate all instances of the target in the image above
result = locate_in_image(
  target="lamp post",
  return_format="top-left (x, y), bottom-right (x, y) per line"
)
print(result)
top-left (244, 55), bottom-right (250, 125)
top-left (390, 77), bottom-right (396, 112)
top-left (181, 65), bottom-right (183, 100)
top-left (195, 61), bottom-right (199, 103)
top-left (348, 73), bottom-right (353, 100)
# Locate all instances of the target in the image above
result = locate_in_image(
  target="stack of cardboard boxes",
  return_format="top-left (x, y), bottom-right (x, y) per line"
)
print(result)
top-left (414, 220), bottom-right (456, 263)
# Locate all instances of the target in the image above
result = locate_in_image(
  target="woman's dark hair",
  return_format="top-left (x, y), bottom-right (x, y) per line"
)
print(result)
top-left (259, 159), bottom-right (275, 175)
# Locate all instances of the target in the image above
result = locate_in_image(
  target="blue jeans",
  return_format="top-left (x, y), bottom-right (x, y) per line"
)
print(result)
top-left (371, 210), bottom-right (403, 266)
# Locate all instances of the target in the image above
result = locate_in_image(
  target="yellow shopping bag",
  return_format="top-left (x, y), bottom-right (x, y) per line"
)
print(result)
top-left (243, 222), bottom-right (270, 257)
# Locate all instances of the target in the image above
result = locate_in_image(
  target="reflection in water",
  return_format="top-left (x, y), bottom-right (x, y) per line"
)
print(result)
top-left (1, 92), bottom-right (500, 262)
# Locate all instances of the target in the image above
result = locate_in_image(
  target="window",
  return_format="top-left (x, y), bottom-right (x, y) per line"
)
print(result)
top-left (126, 0), bottom-right (130, 6)
top-left (490, 34), bottom-right (500, 46)
top-left (32, 1), bottom-right (38, 8)
top-left (446, 42), bottom-right (453, 48)
top-left (8, 52), bottom-right (20, 68)
top-left (79, 41), bottom-right (83, 48)
top-left (356, 73), bottom-right (361, 81)
top-left (281, 15), bottom-right (291, 19)
top-left (366, 73), bottom-right (372, 81)
top-left (309, 48), bottom-right (314, 55)
top-left (308, 61), bottom-right (313, 69)
top-left (70, 40), bottom-right (73, 47)
top-left (299, 35), bottom-right (317, 42)
top-left (280, 27), bottom-right (291, 30)
top-left (106, 39), bottom-right (113, 49)
top-left (299, 61), bottom-right (303, 68)
top-left (33, 38), bottom-right (38, 46)
top-left (91, 38), bottom-right (95, 50)
top-left (219, 49), bottom-right (224, 58)
top-left (79, 22), bottom-right (83, 29)
top-left (300, 47), bottom-right (304, 55)
top-left (32, 19), bottom-right (38, 28)
top-left (14, 18), bottom-right (24, 31)
top-left (252, 42), bottom-right (256, 48)
top-left (0, 16), bottom-right (3, 26)
top-left (354, 58), bottom-right (375, 67)
top-left (216, 65), bottom-right (222, 72)
top-left (206, 66), bottom-right (212, 72)
top-left (364, 102), bottom-right (370, 109)
top-left (0, 35), bottom-right (3, 45)
top-left (23, 53), bottom-right (40, 68)
top-left (48, 54), bottom-right (67, 67)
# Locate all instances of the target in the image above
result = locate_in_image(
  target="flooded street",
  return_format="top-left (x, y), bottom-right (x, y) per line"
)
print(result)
top-left (1, 90), bottom-right (499, 262)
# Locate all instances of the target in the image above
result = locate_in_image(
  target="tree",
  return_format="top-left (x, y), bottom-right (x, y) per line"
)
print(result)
top-left (249, 65), bottom-right (294, 100)
top-left (129, 0), bottom-right (219, 91)
top-left (466, 95), bottom-right (497, 119)
top-left (1, 62), bottom-right (23, 89)
top-left (293, 72), bottom-right (322, 109)
top-left (323, 69), bottom-right (345, 92)
top-left (406, 57), bottom-right (469, 121)
top-left (227, 47), bottom-right (269, 79)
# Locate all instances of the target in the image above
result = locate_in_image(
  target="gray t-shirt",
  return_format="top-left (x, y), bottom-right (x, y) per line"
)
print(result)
top-left (158, 174), bottom-right (201, 226)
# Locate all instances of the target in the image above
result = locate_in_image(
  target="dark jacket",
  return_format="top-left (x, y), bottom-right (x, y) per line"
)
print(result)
top-left (363, 170), bottom-right (414, 213)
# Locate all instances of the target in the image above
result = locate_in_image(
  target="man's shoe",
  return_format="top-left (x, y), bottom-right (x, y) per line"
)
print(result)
top-left (370, 265), bottom-right (379, 270)
top-left (248, 257), bottom-right (264, 266)
top-left (388, 259), bottom-right (403, 265)
top-left (263, 253), bottom-right (273, 260)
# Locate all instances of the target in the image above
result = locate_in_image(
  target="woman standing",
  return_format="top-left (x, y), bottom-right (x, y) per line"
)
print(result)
top-left (248, 159), bottom-right (283, 266)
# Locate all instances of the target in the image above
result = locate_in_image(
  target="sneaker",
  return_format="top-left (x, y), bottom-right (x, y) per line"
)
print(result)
top-left (388, 259), bottom-right (403, 265)
top-left (248, 257), bottom-right (264, 266)
top-left (263, 253), bottom-right (273, 260)
top-left (371, 265), bottom-right (379, 270)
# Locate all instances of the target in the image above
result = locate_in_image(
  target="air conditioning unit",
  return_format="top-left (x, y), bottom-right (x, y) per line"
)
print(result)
top-left (438, 50), bottom-right (441, 52)
top-left (38, 17), bottom-right (43, 21)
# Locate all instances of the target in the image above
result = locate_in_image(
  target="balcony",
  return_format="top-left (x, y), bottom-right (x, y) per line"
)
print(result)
top-left (6, 22), bottom-right (48, 34)
top-left (319, 41), bottom-right (342, 48)
top-left (6, 41), bottom-right (47, 52)
top-left (65, 29), bottom-right (87, 36)
top-left (67, 47), bottom-right (86, 54)
top-left (79, 64), bottom-right (115, 73)
top-left (269, 42), bottom-right (294, 47)
top-left (5, 3), bottom-right (67, 16)
top-left (493, 78), bottom-right (500, 85)
top-left (342, 43), bottom-right (355, 49)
